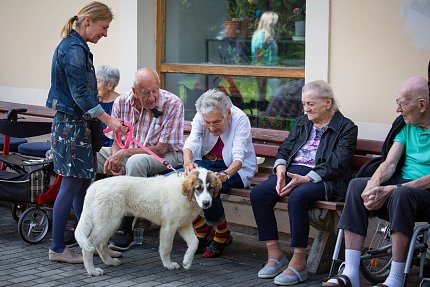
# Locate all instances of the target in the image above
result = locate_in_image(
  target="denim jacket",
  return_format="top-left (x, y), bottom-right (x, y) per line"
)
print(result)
top-left (46, 30), bottom-right (104, 119)
top-left (274, 111), bottom-right (358, 201)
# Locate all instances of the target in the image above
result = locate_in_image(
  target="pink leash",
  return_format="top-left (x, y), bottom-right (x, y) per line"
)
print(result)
top-left (103, 120), bottom-right (178, 174)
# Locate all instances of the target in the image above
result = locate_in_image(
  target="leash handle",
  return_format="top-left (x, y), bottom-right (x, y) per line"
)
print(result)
top-left (103, 120), bottom-right (178, 172)
top-left (103, 120), bottom-right (133, 149)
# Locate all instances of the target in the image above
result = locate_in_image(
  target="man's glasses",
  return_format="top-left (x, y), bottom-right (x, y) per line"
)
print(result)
top-left (141, 88), bottom-right (159, 97)
top-left (396, 98), bottom-right (423, 109)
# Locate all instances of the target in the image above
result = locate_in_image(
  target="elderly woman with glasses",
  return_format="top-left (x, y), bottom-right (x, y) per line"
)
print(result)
top-left (183, 89), bottom-right (256, 258)
top-left (95, 65), bottom-right (120, 146)
top-left (250, 80), bottom-right (358, 286)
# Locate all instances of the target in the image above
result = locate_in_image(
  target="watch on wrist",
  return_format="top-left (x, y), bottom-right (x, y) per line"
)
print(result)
top-left (223, 171), bottom-right (230, 180)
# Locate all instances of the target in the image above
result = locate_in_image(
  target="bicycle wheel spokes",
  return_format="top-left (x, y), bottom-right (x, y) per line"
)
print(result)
top-left (360, 219), bottom-right (392, 284)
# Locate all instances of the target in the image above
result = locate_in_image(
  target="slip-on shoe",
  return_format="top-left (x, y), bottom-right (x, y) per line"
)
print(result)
top-left (273, 266), bottom-right (307, 285)
top-left (258, 256), bottom-right (289, 279)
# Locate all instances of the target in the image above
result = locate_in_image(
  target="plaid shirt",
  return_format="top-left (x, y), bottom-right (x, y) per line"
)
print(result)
top-left (111, 89), bottom-right (184, 152)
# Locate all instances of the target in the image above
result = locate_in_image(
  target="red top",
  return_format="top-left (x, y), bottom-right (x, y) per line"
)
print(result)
top-left (208, 137), bottom-right (224, 157)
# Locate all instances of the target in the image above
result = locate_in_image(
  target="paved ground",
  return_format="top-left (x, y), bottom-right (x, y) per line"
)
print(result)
top-left (0, 202), bottom-right (327, 287)
top-left (0, 202), bottom-right (425, 287)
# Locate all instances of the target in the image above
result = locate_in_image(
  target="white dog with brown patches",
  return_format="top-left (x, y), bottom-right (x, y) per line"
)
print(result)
top-left (75, 167), bottom-right (221, 276)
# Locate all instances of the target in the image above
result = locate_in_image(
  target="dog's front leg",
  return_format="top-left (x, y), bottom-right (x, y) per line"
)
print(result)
top-left (177, 223), bottom-right (198, 269)
top-left (159, 224), bottom-right (180, 270)
top-left (82, 249), bottom-right (104, 276)
top-left (96, 244), bottom-right (121, 266)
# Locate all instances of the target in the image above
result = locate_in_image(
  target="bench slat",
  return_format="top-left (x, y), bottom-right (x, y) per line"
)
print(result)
top-left (227, 188), bottom-right (344, 211)
top-left (0, 101), bottom-right (55, 119)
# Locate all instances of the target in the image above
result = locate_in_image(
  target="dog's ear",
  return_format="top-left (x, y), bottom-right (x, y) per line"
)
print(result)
top-left (182, 170), bottom-right (198, 201)
top-left (208, 171), bottom-right (222, 198)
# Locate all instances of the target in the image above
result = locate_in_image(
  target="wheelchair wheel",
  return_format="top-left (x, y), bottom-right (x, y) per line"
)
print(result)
top-left (11, 203), bottom-right (27, 222)
top-left (359, 220), bottom-right (392, 284)
top-left (18, 207), bottom-right (49, 243)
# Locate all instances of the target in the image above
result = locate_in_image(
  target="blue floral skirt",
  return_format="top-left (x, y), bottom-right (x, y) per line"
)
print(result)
top-left (51, 112), bottom-right (96, 179)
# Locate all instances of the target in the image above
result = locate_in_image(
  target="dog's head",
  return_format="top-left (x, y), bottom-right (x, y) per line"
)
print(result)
top-left (182, 167), bottom-right (222, 209)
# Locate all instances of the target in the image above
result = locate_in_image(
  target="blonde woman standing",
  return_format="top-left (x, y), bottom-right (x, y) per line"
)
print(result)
top-left (251, 11), bottom-right (279, 101)
top-left (46, 1), bottom-right (126, 263)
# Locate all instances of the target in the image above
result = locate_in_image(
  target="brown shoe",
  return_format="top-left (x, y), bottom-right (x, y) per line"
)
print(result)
top-left (48, 248), bottom-right (83, 264)
top-left (95, 248), bottom-right (122, 258)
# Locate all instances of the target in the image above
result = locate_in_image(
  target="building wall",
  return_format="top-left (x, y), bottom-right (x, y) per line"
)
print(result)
top-left (0, 0), bottom-right (121, 105)
top-left (329, 0), bottom-right (430, 139)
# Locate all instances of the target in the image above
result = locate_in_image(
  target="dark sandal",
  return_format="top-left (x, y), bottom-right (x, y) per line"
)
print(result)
top-left (322, 274), bottom-right (352, 287)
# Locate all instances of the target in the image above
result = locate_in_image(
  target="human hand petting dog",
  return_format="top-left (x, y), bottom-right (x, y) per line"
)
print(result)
top-left (183, 160), bottom-right (198, 176)
top-left (214, 171), bottom-right (229, 183)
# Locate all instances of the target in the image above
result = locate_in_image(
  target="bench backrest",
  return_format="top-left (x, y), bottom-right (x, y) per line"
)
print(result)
top-left (184, 124), bottom-right (383, 172)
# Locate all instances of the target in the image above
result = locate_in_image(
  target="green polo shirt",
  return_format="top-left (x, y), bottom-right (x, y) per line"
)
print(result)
top-left (394, 124), bottom-right (430, 180)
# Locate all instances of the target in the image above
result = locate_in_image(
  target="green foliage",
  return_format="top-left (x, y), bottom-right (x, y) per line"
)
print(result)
top-left (226, 0), bottom-right (252, 20)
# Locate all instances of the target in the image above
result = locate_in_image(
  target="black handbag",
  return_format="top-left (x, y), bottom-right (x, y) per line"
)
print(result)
top-left (88, 119), bottom-right (103, 153)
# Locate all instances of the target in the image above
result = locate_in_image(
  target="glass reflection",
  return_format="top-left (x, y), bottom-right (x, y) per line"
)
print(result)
top-left (165, 73), bottom-right (304, 131)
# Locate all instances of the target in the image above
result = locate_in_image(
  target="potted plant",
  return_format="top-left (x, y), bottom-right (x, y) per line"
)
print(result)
top-left (291, 7), bottom-right (305, 40)
top-left (224, 0), bottom-right (250, 38)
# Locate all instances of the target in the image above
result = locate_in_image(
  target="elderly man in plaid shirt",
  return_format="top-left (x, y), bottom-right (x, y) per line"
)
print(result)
top-left (97, 67), bottom-right (184, 251)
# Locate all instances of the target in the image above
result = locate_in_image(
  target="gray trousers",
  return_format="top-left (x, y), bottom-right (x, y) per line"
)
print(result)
top-left (338, 177), bottom-right (430, 238)
top-left (97, 147), bottom-right (183, 177)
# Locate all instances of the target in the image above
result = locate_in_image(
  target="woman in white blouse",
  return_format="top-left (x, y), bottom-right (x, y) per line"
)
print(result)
top-left (183, 89), bottom-right (256, 258)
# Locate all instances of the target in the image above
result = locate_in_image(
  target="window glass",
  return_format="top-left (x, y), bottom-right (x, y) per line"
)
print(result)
top-left (165, 0), bottom-right (305, 68)
top-left (165, 73), bottom-right (304, 131)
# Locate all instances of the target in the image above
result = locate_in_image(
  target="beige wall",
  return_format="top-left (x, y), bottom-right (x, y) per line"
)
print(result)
top-left (329, 0), bottom-right (430, 138)
top-left (0, 0), bottom-right (120, 104)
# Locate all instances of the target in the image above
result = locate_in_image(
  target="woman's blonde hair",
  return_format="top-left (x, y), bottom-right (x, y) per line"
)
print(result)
top-left (254, 11), bottom-right (279, 37)
top-left (61, 1), bottom-right (113, 38)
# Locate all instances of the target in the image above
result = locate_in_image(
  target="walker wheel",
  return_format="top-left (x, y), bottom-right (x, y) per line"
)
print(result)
top-left (18, 207), bottom-right (49, 243)
top-left (11, 203), bottom-right (27, 222)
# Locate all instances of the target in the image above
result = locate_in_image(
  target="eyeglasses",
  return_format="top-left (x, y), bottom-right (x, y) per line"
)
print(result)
top-left (203, 117), bottom-right (225, 128)
top-left (140, 88), bottom-right (159, 97)
top-left (396, 98), bottom-right (423, 109)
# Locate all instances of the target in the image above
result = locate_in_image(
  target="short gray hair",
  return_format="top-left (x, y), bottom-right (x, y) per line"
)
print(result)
top-left (95, 65), bottom-right (120, 88)
top-left (302, 80), bottom-right (339, 111)
top-left (196, 89), bottom-right (233, 115)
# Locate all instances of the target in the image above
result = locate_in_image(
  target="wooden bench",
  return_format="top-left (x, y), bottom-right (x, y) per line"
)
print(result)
top-left (1, 102), bottom-right (384, 274)
top-left (0, 101), bottom-right (55, 119)
top-left (185, 123), bottom-right (383, 274)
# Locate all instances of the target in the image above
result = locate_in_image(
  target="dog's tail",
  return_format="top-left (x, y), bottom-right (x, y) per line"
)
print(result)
top-left (74, 193), bottom-right (96, 254)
